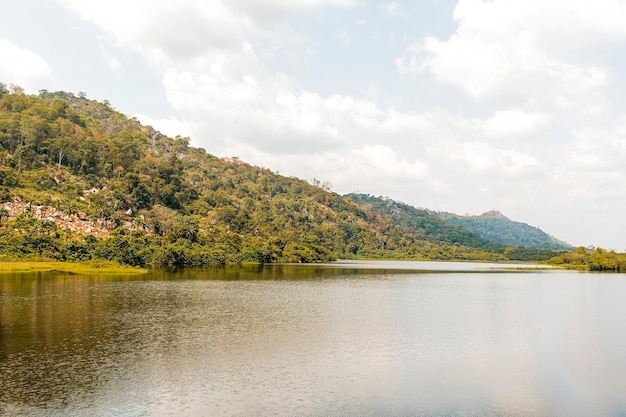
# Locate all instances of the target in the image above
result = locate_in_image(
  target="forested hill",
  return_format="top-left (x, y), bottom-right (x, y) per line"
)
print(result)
top-left (0, 84), bottom-right (566, 266)
top-left (344, 193), bottom-right (497, 250)
top-left (438, 210), bottom-right (573, 250)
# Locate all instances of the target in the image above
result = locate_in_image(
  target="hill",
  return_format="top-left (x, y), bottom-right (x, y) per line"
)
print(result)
top-left (0, 84), bottom-right (567, 267)
top-left (438, 210), bottom-right (573, 250)
top-left (344, 193), bottom-right (497, 250)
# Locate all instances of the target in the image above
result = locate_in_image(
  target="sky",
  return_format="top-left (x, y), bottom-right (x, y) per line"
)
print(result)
top-left (2, 0), bottom-right (626, 250)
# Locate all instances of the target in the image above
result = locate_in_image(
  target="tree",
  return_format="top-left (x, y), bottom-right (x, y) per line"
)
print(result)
top-left (9, 84), bottom-right (24, 95)
top-left (48, 118), bottom-right (80, 169)
top-left (0, 207), bottom-right (9, 225)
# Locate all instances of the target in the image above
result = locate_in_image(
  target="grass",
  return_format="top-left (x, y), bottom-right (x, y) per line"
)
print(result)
top-left (0, 260), bottom-right (148, 274)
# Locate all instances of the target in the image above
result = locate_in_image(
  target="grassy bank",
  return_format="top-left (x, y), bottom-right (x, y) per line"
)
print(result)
top-left (0, 260), bottom-right (148, 274)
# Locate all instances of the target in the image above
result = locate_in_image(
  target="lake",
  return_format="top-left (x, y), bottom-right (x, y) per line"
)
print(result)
top-left (2, 260), bottom-right (626, 416)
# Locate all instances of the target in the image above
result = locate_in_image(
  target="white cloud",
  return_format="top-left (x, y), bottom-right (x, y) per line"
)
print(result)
top-left (58, 0), bottom-right (243, 68)
top-left (0, 39), bottom-right (56, 92)
top-left (398, 0), bottom-right (626, 108)
top-left (565, 124), bottom-right (626, 172)
top-left (401, 33), bottom-right (608, 107)
top-left (134, 114), bottom-right (195, 140)
top-left (59, 0), bottom-right (357, 61)
top-left (161, 45), bottom-right (433, 153)
top-left (481, 109), bottom-right (551, 138)
top-left (453, 0), bottom-right (626, 45)
top-left (357, 144), bottom-right (428, 178)
top-left (57, 0), bottom-right (434, 156)
top-left (382, 2), bottom-right (407, 18)
top-left (461, 141), bottom-right (540, 178)
top-left (226, 0), bottom-right (357, 25)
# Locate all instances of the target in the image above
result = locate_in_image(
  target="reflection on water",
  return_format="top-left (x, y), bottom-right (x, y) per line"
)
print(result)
top-left (1, 262), bottom-right (626, 416)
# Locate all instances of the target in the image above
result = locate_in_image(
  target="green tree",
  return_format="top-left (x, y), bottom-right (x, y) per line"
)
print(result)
top-left (0, 207), bottom-right (9, 225)
top-left (48, 118), bottom-right (82, 169)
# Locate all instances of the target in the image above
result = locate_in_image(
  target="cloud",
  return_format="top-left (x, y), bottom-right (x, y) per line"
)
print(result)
top-left (0, 39), bottom-right (56, 92)
top-left (397, 0), bottom-right (626, 108)
top-left (58, 0), bottom-right (357, 61)
top-left (57, 0), bottom-right (429, 148)
top-left (60, 0), bottom-right (403, 155)
top-left (382, 2), bottom-right (407, 18)
top-left (357, 144), bottom-right (428, 178)
top-left (565, 123), bottom-right (626, 172)
top-left (400, 33), bottom-right (608, 107)
top-left (160, 40), bottom-right (433, 154)
top-left (134, 113), bottom-right (195, 140)
top-left (461, 141), bottom-right (540, 178)
top-left (225, 0), bottom-right (357, 28)
top-left (58, 0), bottom-right (243, 67)
top-left (481, 109), bottom-right (551, 138)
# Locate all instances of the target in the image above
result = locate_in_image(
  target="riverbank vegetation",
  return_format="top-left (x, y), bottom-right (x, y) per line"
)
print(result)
top-left (0, 84), bottom-right (613, 270)
top-left (0, 260), bottom-right (146, 274)
top-left (549, 246), bottom-right (626, 272)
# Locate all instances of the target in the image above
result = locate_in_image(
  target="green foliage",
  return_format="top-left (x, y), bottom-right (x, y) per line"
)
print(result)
top-left (503, 246), bottom-right (565, 261)
top-left (550, 246), bottom-right (626, 272)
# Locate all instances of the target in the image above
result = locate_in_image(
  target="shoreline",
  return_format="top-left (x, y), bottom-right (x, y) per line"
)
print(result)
top-left (0, 261), bottom-right (148, 274)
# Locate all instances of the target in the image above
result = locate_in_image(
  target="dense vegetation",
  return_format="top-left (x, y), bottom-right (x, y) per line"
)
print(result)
top-left (550, 246), bottom-right (626, 272)
top-left (438, 210), bottom-right (573, 250)
top-left (345, 194), bottom-right (570, 262)
top-left (0, 84), bottom-right (612, 270)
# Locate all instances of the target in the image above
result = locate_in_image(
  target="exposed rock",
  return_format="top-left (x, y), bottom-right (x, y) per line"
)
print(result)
top-left (2, 198), bottom-right (111, 237)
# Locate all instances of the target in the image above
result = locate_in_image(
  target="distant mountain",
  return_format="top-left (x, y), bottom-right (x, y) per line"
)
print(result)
top-left (437, 210), bottom-right (573, 250)
top-left (344, 194), bottom-right (497, 250)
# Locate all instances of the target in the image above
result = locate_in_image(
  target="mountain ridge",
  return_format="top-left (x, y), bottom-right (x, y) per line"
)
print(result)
top-left (437, 210), bottom-right (573, 250)
top-left (345, 193), bottom-right (572, 251)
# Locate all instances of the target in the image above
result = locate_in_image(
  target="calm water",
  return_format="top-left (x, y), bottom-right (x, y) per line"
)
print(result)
top-left (2, 261), bottom-right (626, 416)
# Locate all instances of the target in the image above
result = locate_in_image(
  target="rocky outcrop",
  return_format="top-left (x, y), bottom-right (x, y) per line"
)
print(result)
top-left (1, 198), bottom-right (112, 237)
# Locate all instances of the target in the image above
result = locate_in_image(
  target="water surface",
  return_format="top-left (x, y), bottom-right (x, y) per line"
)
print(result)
top-left (1, 261), bottom-right (625, 416)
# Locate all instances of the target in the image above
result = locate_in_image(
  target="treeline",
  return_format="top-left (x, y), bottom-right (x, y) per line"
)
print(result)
top-left (550, 246), bottom-right (626, 272)
top-left (0, 212), bottom-right (333, 267)
top-left (0, 84), bottom-right (577, 267)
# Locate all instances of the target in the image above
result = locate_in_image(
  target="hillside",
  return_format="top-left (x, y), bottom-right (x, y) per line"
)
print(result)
top-left (438, 210), bottom-right (573, 250)
top-left (344, 193), bottom-right (497, 250)
top-left (0, 84), bottom-right (566, 267)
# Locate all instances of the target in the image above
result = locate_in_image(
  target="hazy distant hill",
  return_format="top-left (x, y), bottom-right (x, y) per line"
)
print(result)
top-left (344, 193), bottom-right (497, 250)
top-left (438, 210), bottom-right (573, 250)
